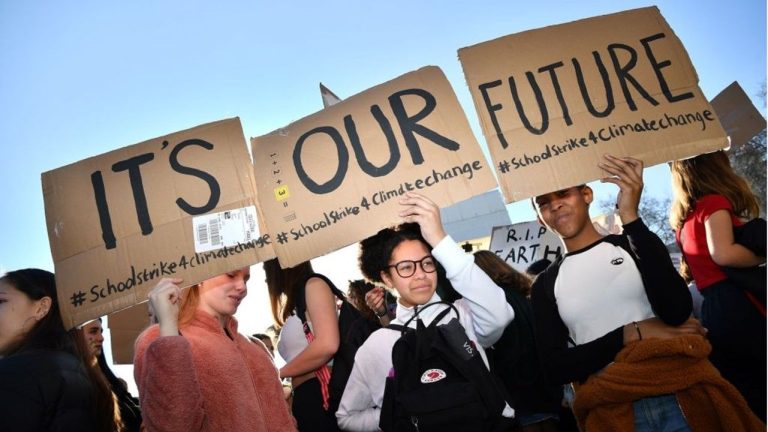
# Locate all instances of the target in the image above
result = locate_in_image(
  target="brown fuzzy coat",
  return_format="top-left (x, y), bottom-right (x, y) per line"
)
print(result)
top-left (134, 310), bottom-right (296, 432)
top-left (573, 335), bottom-right (763, 431)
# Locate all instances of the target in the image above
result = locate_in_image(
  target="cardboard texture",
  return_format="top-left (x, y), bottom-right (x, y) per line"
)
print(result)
top-left (488, 220), bottom-right (563, 273)
top-left (459, 7), bottom-right (728, 203)
top-left (710, 81), bottom-right (766, 148)
top-left (108, 302), bottom-right (150, 364)
top-left (42, 118), bottom-right (273, 329)
top-left (252, 66), bottom-right (498, 267)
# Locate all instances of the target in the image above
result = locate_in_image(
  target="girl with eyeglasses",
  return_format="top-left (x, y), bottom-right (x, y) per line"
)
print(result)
top-left (336, 192), bottom-right (515, 431)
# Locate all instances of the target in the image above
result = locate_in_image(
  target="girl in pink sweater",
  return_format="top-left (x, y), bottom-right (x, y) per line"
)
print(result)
top-left (134, 268), bottom-right (297, 432)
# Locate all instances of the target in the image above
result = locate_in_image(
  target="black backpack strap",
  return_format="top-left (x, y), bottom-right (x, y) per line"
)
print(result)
top-left (401, 301), bottom-right (460, 330)
top-left (295, 273), bottom-right (346, 323)
top-left (386, 324), bottom-right (408, 333)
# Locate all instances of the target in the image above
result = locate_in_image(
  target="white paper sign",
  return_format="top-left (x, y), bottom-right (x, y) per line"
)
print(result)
top-left (193, 206), bottom-right (259, 253)
top-left (488, 220), bottom-right (563, 272)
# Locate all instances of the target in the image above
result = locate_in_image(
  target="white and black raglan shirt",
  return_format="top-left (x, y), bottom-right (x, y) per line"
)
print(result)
top-left (531, 218), bottom-right (692, 385)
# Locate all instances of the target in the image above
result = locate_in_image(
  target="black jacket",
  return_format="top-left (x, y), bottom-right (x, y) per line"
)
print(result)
top-left (487, 286), bottom-right (562, 417)
top-left (0, 349), bottom-right (98, 432)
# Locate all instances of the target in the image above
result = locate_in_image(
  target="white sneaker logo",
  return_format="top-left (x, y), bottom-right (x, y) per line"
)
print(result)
top-left (420, 369), bottom-right (447, 383)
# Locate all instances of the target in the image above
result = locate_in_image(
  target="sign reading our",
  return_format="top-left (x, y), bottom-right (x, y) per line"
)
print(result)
top-left (459, 7), bottom-right (728, 203)
top-left (488, 221), bottom-right (563, 273)
top-left (252, 66), bottom-right (497, 267)
top-left (43, 118), bottom-right (274, 329)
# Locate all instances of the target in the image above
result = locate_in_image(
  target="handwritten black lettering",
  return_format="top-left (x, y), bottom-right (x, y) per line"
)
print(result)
top-left (170, 139), bottom-right (221, 215)
top-left (294, 126), bottom-right (349, 194)
top-left (478, 32), bottom-right (695, 145)
top-left (346, 107), bottom-right (400, 177)
top-left (500, 109), bottom-right (717, 174)
top-left (293, 88), bottom-right (461, 195)
top-left (607, 42), bottom-right (659, 111)
top-left (112, 153), bottom-right (155, 236)
top-left (389, 88), bottom-right (460, 164)
top-left (640, 33), bottom-right (693, 103)
top-left (91, 171), bottom-right (117, 249)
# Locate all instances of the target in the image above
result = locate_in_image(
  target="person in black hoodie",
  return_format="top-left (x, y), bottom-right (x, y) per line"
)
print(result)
top-left (474, 250), bottom-right (562, 432)
top-left (0, 268), bottom-right (100, 431)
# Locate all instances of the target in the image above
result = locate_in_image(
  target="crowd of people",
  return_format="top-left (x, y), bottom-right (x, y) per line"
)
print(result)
top-left (0, 152), bottom-right (764, 431)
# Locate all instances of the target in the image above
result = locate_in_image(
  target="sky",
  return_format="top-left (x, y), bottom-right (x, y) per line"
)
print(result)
top-left (1, 0), bottom-right (765, 392)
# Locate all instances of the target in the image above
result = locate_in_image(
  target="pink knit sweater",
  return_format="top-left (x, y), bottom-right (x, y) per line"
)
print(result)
top-left (134, 310), bottom-right (296, 432)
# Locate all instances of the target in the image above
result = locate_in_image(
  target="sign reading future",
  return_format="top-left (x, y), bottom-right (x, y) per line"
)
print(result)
top-left (459, 6), bottom-right (728, 202)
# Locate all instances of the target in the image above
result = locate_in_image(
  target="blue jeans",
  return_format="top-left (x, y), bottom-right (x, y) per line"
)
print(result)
top-left (633, 394), bottom-right (691, 432)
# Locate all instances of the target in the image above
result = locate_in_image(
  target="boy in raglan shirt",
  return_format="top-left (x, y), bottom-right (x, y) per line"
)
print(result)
top-left (529, 155), bottom-right (761, 431)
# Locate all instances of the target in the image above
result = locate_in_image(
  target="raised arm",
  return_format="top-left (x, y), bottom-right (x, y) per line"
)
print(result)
top-left (133, 278), bottom-right (207, 431)
top-left (134, 326), bottom-right (206, 431)
top-left (599, 154), bottom-right (691, 325)
top-left (398, 192), bottom-right (513, 346)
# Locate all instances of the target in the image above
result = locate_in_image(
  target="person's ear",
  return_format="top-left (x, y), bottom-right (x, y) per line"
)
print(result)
top-left (380, 270), bottom-right (393, 288)
top-left (582, 186), bottom-right (594, 205)
top-left (35, 296), bottom-right (52, 321)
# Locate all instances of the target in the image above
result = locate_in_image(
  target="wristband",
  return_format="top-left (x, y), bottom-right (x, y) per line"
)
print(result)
top-left (633, 321), bottom-right (642, 340)
top-left (375, 308), bottom-right (388, 318)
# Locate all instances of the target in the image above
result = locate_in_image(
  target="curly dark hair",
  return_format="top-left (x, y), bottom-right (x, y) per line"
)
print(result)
top-left (359, 223), bottom-right (428, 283)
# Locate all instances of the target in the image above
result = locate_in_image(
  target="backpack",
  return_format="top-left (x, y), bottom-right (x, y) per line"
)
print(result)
top-left (295, 273), bottom-right (380, 415)
top-left (379, 301), bottom-right (513, 432)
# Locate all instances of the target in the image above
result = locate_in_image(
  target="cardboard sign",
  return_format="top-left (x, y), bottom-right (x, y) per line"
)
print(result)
top-left (459, 7), bottom-right (728, 203)
top-left (710, 81), bottom-right (766, 148)
top-left (442, 189), bottom-right (511, 242)
top-left (108, 302), bottom-right (150, 364)
top-left (42, 118), bottom-right (273, 329)
top-left (252, 66), bottom-right (498, 267)
top-left (488, 220), bottom-right (563, 273)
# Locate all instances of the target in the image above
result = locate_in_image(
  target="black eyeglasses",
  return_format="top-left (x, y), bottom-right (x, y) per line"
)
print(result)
top-left (388, 256), bottom-right (437, 278)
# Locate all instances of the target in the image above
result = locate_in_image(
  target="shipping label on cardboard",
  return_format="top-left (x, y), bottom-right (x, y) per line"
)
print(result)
top-left (710, 81), bottom-right (766, 148)
top-left (488, 221), bottom-right (563, 272)
top-left (193, 205), bottom-right (259, 253)
top-left (252, 66), bottom-right (497, 267)
top-left (42, 118), bottom-right (273, 329)
top-left (459, 6), bottom-right (728, 203)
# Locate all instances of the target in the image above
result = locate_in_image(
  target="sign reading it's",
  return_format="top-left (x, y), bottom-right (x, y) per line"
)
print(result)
top-left (459, 7), bottom-right (727, 203)
top-left (252, 66), bottom-right (497, 267)
top-left (43, 118), bottom-right (273, 329)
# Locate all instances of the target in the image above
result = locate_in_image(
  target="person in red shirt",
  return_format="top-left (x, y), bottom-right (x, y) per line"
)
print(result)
top-left (670, 150), bottom-right (766, 421)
